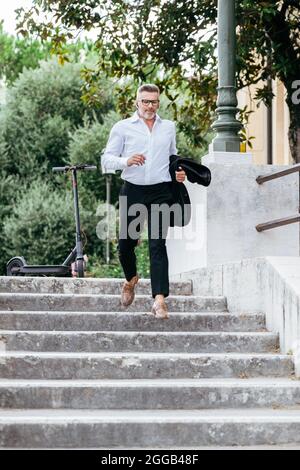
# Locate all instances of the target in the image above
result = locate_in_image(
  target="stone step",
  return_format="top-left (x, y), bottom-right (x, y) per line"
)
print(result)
top-left (0, 277), bottom-right (192, 296)
top-left (0, 331), bottom-right (279, 353)
top-left (0, 352), bottom-right (294, 379)
top-left (0, 311), bottom-right (266, 332)
top-left (1, 378), bottom-right (300, 410)
top-left (1, 409), bottom-right (300, 448)
top-left (0, 293), bottom-right (226, 312)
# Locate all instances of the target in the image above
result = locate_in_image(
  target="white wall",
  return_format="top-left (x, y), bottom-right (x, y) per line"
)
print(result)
top-left (167, 159), bottom-right (299, 276)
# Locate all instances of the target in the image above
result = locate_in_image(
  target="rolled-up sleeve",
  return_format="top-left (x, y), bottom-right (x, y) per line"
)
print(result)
top-left (101, 124), bottom-right (129, 172)
top-left (169, 122), bottom-right (177, 155)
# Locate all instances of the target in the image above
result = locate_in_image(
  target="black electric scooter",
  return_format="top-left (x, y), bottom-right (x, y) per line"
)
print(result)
top-left (6, 164), bottom-right (97, 277)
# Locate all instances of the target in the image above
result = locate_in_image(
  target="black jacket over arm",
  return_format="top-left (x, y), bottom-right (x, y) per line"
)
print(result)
top-left (168, 154), bottom-right (211, 227)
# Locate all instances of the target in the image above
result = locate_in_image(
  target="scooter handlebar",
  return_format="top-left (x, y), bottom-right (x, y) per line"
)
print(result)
top-left (52, 165), bottom-right (97, 173)
top-left (83, 165), bottom-right (97, 171)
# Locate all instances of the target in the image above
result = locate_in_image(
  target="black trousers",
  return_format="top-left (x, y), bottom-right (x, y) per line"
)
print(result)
top-left (118, 180), bottom-right (174, 298)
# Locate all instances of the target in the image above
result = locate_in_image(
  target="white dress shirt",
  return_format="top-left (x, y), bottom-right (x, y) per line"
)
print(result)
top-left (101, 112), bottom-right (177, 185)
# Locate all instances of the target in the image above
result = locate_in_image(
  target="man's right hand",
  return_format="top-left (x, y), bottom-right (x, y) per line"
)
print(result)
top-left (127, 154), bottom-right (146, 166)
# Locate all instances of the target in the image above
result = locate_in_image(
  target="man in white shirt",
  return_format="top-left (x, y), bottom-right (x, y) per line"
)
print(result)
top-left (101, 84), bottom-right (186, 319)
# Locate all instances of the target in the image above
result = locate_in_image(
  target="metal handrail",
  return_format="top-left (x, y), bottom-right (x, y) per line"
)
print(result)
top-left (256, 215), bottom-right (300, 232)
top-left (256, 164), bottom-right (300, 232)
top-left (256, 164), bottom-right (300, 184)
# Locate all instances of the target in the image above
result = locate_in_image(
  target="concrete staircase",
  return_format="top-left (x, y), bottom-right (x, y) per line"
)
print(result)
top-left (0, 276), bottom-right (300, 449)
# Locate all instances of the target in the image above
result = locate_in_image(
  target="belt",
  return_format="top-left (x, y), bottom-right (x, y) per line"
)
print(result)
top-left (123, 180), bottom-right (172, 190)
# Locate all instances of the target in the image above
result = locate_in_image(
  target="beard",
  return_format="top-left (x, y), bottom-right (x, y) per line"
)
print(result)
top-left (140, 110), bottom-right (156, 120)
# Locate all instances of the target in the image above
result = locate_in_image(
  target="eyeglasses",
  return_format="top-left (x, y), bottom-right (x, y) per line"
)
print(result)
top-left (140, 99), bottom-right (160, 106)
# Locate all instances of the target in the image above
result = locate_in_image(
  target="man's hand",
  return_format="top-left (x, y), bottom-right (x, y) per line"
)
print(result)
top-left (175, 166), bottom-right (186, 183)
top-left (127, 154), bottom-right (146, 166)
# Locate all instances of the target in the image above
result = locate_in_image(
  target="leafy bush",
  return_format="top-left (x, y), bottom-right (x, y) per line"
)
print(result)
top-left (0, 172), bottom-right (20, 273)
top-left (0, 22), bottom-right (96, 86)
top-left (0, 59), bottom-right (113, 182)
top-left (0, 59), bottom-right (115, 274)
top-left (67, 111), bottom-right (123, 205)
top-left (3, 179), bottom-right (84, 265)
top-left (89, 238), bottom-right (150, 279)
top-left (0, 22), bottom-right (51, 85)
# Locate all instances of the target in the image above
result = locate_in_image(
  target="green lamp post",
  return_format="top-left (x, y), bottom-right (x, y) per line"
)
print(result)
top-left (212, 0), bottom-right (243, 152)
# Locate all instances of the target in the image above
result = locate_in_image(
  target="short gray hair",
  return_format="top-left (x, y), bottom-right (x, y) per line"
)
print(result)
top-left (137, 84), bottom-right (160, 99)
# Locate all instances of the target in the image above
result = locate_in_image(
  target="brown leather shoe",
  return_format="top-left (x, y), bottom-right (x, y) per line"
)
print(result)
top-left (121, 275), bottom-right (139, 307)
top-left (151, 298), bottom-right (169, 319)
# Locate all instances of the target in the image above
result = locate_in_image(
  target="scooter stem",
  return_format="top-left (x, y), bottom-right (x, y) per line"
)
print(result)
top-left (72, 169), bottom-right (84, 260)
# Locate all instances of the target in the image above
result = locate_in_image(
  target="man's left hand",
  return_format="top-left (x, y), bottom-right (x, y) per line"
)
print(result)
top-left (175, 167), bottom-right (186, 183)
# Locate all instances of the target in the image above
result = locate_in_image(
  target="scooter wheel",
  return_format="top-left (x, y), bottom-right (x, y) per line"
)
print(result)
top-left (76, 259), bottom-right (85, 278)
top-left (6, 257), bottom-right (27, 276)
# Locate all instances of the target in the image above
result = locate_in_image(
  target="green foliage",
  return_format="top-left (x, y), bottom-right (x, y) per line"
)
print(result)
top-left (158, 94), bottom-right (210, 159)
top-left (236, 1), bottom-right (300, 89)
top-left (0, 172), bottom-right (19, 274)
top-left (68, 111), bottom-right (123, 204)
top-left (0, 57), bottom-right (115, 274)
top-left (0, 59), bottom-right (113, 183)
top-left (16, 0), bottom-right (300, 160)
top-left (16, 1), bottom-right (219, 147)
top-left (3, 180), bottom-right (76, 265)
top-left (136, 239), bottom-right (151, 279)
top-left (0, 21), bottom-right (96, 85)
top-left (2, 177), bottom-right (104, 267)
top-left (0, 21), bottom-right (51, 85)
top-left (89, 239), bottom-right (150, 279)
top-left (0, 135), bottom-right (16, 271)
top-left (237, 106), bottom-right (256, 149)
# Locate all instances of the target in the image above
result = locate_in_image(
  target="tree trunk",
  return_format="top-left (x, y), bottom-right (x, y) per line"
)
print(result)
top-left (287, 93), bottom-right (300, 164)
top-left (261, 4), bottom-right (300, 163)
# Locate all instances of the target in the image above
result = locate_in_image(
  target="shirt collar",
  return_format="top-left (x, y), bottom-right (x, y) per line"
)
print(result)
top-left (130, 111), bottom-right (162, 123)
